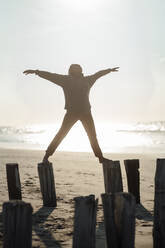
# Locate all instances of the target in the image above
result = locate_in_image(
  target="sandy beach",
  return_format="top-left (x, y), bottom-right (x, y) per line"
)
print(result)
top-left (0, 148), bottom-right (162, 247)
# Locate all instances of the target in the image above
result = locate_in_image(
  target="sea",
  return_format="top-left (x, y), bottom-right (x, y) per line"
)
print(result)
top-left (0, 121), bottom-right (165, 154)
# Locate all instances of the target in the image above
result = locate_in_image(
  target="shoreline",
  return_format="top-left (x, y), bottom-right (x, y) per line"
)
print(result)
top-left (1, 146), bottom-right (165, 157)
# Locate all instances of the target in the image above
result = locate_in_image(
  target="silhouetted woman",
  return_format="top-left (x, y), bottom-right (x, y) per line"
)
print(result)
top-left (23, 64), bottom-right (119, 163)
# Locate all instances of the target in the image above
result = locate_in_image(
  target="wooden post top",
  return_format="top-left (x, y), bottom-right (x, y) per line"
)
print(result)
top-left (6, 163), bottom-right (19, 166)
top-left (38, 162), bottom-right (53, 167)
top-left (102, 159), bottom-right (120, 169)
top-left (74, 194), bottom-right (95, 202)
top-left (3, 200), bottom-right (33, 210)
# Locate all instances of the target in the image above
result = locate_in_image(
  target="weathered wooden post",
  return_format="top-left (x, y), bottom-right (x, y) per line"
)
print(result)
top-left (73, 195), bottom-right (98, 248)
top-left (124, 159), bottom-right (140, 203)
top-left (6, 163), bottom-right (22, 200)
top-left (101, 192), bottom-right (136, 248)
top-left (3, 200), bottom-right (33, 248)
top-left (153, 158), bottom-right (165, 248)
top-left (38, 162), bottom-right (57, 207)
top-left (102, 160), bottom-right (123, 193)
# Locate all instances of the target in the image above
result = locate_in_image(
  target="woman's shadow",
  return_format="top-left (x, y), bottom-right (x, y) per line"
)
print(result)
top-left (33, 206), bottom-right (62, 248)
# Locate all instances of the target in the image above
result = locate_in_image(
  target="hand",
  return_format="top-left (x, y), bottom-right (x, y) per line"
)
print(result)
top-left (23, 70), bottom-right (36, 75)
top-left (111, 67), bottom-right (119, 72)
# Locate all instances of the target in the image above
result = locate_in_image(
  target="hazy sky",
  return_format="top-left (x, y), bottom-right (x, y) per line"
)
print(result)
top-left (1, 0), bottom-right (165, 126)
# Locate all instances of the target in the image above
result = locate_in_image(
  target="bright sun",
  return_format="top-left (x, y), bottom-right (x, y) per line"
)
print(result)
top-left (63, 0), bottom-right (101, 11)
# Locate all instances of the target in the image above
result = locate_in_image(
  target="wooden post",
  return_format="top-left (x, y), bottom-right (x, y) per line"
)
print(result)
top-left (3, 200), bottom-right (33, 248)
top-left (124, 159), bottom-right (140, 203)
top-left (153, 159), bottom-right (165, 248)
top-left (102, 160), bottom-right (123, 193)
top-left (101, 192), bottom-right (136, 248)
top-left (6, 163), bottom-right (22, 200)
top-left (38, 162), bottom-right (57, 207)
top-left (73, 195), bottom-right (98, 248)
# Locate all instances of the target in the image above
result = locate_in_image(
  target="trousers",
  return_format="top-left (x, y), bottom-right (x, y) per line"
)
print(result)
top-left (46, 111), bottom-right (103, 158)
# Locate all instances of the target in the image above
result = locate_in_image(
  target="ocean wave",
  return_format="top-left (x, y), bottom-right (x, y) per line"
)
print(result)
top-left (1, 122), bottom-right (165, 135)
top-left (0, 126), bottom-right (45, 135)
top-left (117, 121), bottom-right (165, 132)
top-left (1, 122), bottom-right (165, 152)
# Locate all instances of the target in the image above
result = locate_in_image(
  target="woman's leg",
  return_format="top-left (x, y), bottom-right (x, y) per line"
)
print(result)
top-left (80, 111), bottom-right (103, 160)
top-left (43, 112), bottom-right (77, 162)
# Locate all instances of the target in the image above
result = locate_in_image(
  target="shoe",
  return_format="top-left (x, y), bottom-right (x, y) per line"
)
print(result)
top-left (99, 157), bottom-right (107, 163)
top-left (42, 154), bottom-right (50, 164)
top-left (99, 157), bottom-right (113, 164)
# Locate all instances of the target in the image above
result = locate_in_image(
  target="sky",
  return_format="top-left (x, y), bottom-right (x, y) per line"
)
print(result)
top-left (1, 0), bottom-right (165, 126)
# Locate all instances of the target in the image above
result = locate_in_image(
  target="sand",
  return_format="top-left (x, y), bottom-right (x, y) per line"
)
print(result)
top-left (0, 148), bottom-right (162, 247)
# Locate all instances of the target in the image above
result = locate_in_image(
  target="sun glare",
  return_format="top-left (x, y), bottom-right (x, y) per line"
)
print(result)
top-left (62, 0), bottom-right (102, 11)
top-left (22, 123), bottom-right (151, 153)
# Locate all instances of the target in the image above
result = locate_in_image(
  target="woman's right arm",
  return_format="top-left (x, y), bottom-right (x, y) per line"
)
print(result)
top-left (23, 69), bottom-right (67, 86)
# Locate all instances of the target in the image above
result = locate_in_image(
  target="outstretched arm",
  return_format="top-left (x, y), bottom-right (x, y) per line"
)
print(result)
top-left (23, 69), bottom-right (67, 87)
top-left (93, 67), bottom-right (119, 79)
top-left (88, 67), bottom-right (119, 87)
